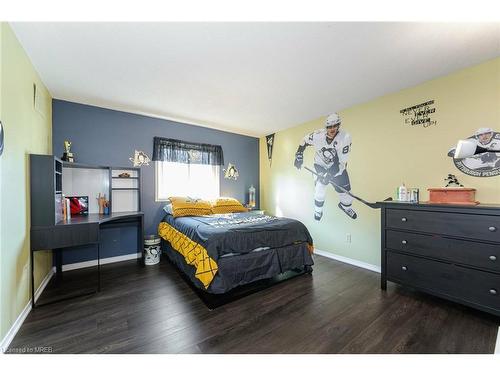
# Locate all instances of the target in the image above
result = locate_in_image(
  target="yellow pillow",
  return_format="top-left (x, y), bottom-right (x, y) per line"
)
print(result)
top-left (168, 197), bottom-right (213, 217)
top-left (211, 197), bottom-right (248, 214)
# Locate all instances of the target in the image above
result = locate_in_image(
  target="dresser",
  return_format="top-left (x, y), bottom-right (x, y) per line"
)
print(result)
top-left (379, 202), bottom-right (500, 316)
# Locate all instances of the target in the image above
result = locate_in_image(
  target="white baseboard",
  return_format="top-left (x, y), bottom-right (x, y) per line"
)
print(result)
top-left (62, 252), bottom-right (142, 272)
top-left (314, 249), bottom-right (381, 273)
top-left (0, 267), bottom-right (55, 353)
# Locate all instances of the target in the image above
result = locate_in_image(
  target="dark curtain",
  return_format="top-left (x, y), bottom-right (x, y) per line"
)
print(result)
top-left (152, 137), bottom-right (224, 166)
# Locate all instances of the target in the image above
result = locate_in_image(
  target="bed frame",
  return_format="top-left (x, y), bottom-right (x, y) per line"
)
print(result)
top-left (162, 240), bottom-right (313, 309)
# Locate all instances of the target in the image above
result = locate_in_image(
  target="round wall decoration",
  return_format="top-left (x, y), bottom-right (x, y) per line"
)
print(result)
top-left (0, 121), bottom-right (4, 156)
top-left (448, 128), bottom-right (500, 177)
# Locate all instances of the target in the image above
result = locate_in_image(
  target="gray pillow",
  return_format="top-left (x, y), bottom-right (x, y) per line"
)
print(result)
top-left (163, 202), bottom-right (173, 215)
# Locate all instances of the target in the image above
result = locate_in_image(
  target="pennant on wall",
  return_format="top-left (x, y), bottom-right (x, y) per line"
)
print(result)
top-left (266, 133), bottom-right (275, 167)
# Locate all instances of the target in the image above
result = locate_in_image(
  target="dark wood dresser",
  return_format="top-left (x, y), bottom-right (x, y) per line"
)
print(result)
top-left (379, 202), bottom-right (500, 316)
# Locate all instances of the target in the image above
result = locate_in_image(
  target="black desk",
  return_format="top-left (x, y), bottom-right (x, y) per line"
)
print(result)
top-left (30, 211), bottom-right (144, 308)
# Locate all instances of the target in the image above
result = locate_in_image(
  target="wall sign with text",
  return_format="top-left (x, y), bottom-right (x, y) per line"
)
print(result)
top-left (400, 100), bottom-right (437, 128)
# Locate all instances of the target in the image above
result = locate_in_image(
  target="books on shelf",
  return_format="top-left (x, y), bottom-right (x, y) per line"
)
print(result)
top-left (61, 195), bottom-right (69, 221)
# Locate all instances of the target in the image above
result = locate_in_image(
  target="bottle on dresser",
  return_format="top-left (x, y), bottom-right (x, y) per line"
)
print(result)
top-left (398, 183), bottom-right (407, 202)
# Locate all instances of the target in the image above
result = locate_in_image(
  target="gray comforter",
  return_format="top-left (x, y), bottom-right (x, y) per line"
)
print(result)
top-left (162, 212), bottom-right (313, 261)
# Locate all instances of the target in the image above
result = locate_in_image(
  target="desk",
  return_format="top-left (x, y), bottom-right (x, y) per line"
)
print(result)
top-left (30, 211), bottom-right (144, 308)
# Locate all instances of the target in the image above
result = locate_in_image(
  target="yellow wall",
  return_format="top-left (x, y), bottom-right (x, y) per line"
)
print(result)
top-left (260, 57), bottom-right (500, 267)
top-left (0, 22), bottom-right (3, 344)
top-left (0, 23), bottom-right (53, 343)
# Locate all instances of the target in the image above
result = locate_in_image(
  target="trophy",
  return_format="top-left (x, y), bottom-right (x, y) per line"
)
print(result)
top-left (62, 140), bottom-right (75, 163)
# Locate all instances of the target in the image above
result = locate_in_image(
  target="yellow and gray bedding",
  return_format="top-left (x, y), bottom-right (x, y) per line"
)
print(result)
top-left (158, 200), bottom-right (314, 292)
top-left (163, 196), bottom-right (213, 217)
top-left (210, 197), bottom-right (248, 214)
top-left (163, 196), bottom-right (248, 217)
top-left (158, 221), bottom-right (218, 288)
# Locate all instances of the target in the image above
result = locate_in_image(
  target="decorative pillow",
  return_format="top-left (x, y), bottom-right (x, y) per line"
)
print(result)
top-left (211, 197), bottom-right (248, 214)
top-left (167, 196), bottom-right (213, 217)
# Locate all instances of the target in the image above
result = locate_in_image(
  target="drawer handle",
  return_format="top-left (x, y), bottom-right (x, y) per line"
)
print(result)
top-left (401, 266), bottom-right (408, 271)
top-left (401, 240), bottom-right (407, 245)
top-left (401, 217), bottom-right (407, 222)
top-left (488, 226), bottom-right (497, 232)
top-left (489, 288), bottom-right (497, 295)
top-left (490, 255), bottom-right (497, 261)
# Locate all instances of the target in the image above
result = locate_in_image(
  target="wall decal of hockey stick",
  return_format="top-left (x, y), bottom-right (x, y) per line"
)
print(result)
top-left (304, 166), bottom-right (382, 209)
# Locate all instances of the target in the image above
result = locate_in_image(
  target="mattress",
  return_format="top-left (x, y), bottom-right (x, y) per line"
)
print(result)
top-left (158, 212), bottom-right (314, 294)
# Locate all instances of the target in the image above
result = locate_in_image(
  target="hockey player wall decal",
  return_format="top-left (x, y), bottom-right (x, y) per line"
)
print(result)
top-left (294, 113), bottom-right (358, 221)
top-left (447, 127), bottom-right (500, 177)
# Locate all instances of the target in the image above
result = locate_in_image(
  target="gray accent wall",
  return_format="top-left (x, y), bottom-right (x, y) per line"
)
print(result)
top-left (52, 99), bottom-right (259, 264)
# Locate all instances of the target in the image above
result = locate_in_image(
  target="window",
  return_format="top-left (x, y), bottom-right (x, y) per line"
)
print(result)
top-left (153, 137), bottom-right (223, 201)
top-left (155, 161), bottom-right (220, 201)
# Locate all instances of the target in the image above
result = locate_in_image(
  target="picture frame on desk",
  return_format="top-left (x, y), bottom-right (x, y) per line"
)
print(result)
top-left (67, 196), bottom-right (89, 215)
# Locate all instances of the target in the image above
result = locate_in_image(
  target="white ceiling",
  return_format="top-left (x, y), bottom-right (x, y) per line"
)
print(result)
top-left (11, 22), bottom-right (500, 137)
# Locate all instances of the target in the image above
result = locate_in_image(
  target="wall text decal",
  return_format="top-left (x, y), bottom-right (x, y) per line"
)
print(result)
top-left (400, 100), bottom-right (437, 128)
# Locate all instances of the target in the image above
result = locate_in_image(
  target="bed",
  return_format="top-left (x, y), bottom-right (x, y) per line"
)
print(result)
top-left (158, 211), bottom-right (314, 295)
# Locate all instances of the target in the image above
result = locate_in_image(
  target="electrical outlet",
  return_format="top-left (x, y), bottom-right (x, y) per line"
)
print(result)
top-left (346, 234), bottom-right (352, 244)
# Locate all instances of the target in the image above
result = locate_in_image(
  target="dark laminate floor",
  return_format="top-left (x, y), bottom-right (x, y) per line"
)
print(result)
top-left (8, 255), bottom-right (500, 354)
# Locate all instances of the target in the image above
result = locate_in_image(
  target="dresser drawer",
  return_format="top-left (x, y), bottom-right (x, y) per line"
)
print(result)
top-left (386, 230), bottom-right (500, 272)
top-left (385, 208), bottom-right (500, 242)
top-left (387, 251), bottom-right (500, 312)
top-left (387, 251), bottom-right (456, 296)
